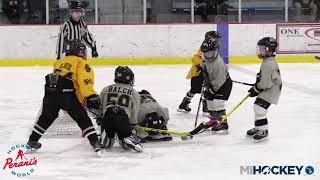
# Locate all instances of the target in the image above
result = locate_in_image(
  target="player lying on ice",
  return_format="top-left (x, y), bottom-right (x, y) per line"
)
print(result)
top-left (135, 90), bottom-right (173, 142)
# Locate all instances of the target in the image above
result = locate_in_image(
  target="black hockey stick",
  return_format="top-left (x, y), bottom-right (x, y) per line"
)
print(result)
top-left (135, 95), bottom-right (250, 139)
top-left (194, 85), bottom-right (204, 128)
top-left (188, 94), bottom-right (250, 136)
top-left (232, 80), bottom-right (254, 86)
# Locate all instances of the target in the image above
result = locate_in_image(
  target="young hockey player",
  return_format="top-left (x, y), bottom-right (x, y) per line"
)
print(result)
top-left (137, 90), bottom-right (172, 142)
top-left (200, 31), bottom-right (233, 133)
top-left (97, 66), bottom-right (143, 152)
top-left (27, 39), bottom-right (102, 154)
top-left (247, 37), bottom-right (282, 141)
top-left (177, 31), bottom-right (220, 113)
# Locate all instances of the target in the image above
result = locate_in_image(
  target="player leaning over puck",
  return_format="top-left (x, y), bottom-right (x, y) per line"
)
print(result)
top-left (199, 31), bottom-right (233, 134)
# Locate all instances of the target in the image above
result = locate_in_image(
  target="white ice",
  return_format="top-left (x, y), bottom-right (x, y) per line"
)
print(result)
top-left (0, 64), bottom-right (319, 180)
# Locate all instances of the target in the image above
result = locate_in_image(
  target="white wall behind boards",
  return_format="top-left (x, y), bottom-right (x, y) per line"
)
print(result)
top-left (0, 24), bottom-right (216, 60)
top-left (229, 24), bottom-right (276, 57)
top-left (2, 24), bottom-right (302, 60)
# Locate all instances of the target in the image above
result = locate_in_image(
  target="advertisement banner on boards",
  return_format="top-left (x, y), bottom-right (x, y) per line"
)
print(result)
top-left (276, 24), bottom-right (320, 54)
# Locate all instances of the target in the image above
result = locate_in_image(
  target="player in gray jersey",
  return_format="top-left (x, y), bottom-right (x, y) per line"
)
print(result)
top-left (137, 90), bottom-right (172, 142)
top-left (200, 32), bottom-right (233, 133)
top-left (247, 37), bottom-right (282, 141)
top-left (96, 66), bottom-right (142, 152)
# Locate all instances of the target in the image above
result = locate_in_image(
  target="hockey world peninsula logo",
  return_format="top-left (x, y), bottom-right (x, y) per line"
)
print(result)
top-left (2, 144), bottom-right (38, 177)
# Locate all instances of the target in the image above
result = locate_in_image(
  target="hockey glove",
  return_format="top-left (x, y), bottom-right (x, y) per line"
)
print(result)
top-left (196, 64), bottom-right (202, 73)
top-left (96, 116), bottom-right (103, 126)
top-left (248, 84), bottom-right (263, 97)
top-left (87, 94), bottom-right (100, 109)
top-left (91, 46), bottom-right (99, 58)
top-left (203, 88), bottom-right (216, 99)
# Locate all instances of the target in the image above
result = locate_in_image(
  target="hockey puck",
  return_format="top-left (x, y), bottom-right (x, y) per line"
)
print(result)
top-left (181, 136), bottom-right (193, 140)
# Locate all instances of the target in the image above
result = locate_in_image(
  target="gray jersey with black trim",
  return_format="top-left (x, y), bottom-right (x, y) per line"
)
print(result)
top-left (98, 83), bottom-right (140, 124)
top-left (138, 94), bottom-right (169, 125)
top-left (256, 56), bottom-right (282, 104)
top-left (202, 54), bottom-right (229, 91)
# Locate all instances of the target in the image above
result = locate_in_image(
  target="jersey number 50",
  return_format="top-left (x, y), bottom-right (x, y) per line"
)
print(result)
top-left (106, 93), bottom-right (130, 108)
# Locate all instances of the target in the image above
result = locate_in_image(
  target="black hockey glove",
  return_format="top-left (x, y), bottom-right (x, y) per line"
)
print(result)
top-left (203, 88), bottom-right (216, 99)
top-left (248, 84), bottom-right (263, 97)
top-left (87, 94), bottom-right (100, 109)
top-left (91, 46), bottom-right (98, 58)
top-left (196, 64), bottom-right (202, 73)
top-left (95, 116), bottom-right (103, 126)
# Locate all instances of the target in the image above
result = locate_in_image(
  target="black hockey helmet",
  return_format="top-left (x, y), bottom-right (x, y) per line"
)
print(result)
top-left (139, 90), bottom-right (151, 95)
top-left (69, 1), bottom-right (85, 16)
top-left (142, 112), bottom-right (165, 130)
top-left (70, 0), bottom-right (85, 10)
top-left (114, 66), bottom-right (135, 86)
top-left (205, 31), bottom-right (222, 40)
top-left (201, 37), bottom-right (220, 60)
top-left (256, 37), bottom-right (278, 58)
top-left (65, 39), bottom-right (87, 59)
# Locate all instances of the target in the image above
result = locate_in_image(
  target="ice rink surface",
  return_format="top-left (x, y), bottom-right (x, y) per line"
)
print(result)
top-left (0, 63), bottom-right (319, 180)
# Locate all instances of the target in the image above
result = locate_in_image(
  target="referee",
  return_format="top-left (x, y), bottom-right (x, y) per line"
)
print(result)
top-left (56, 0), bottom-right (98, 60)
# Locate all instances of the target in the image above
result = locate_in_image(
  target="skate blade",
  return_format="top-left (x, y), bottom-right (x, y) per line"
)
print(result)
top-left (253, 137), bottom-right (269, 143)
top-left (24, 148), bottom-right (38, 154)
top-left (177, 109), bottom-right (191, 113)
top-left (246, 134), bottom-right (254, 138)
top-left (212, 130), bottom-right (229, 135)
top-left (95, 150), bottom-right (103, 157)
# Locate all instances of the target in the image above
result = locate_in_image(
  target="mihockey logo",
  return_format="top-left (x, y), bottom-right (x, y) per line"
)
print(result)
top-left (2, 144), bottom-right (38, 177)
top-left (240, 165), bottom-right (315, 176)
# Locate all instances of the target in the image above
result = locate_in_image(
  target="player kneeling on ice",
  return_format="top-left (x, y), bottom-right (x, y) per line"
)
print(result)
top-left (247, 37), bottom-right (282, 141)
top-left (136, 90), bottom-right (172, 142)
top-left (27, 39), bottom-right (102, 154)
top-left (97, 66), bottom-right (143, 152)
top-left (200, 31), bottom-right (233, 134)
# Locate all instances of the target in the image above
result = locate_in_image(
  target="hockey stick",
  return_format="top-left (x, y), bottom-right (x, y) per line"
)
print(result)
top-left (194, 85), bottom-right (205, 128)
top-left (133, 125), bottom-right (190, 137)
top-left (136, 94), bottom-right (250, 139)
top-left (187, 94), bottom-right (250, 136)
top-left (232, 80), bottom-right (254, 86)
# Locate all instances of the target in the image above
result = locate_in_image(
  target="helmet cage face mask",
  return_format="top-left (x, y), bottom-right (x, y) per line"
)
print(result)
top-left (70, 8), bottom-right (85, 18)
top-left (256, 45), bottom-right (267, 58)
top-left (203, 49), bottom-right (219, 60)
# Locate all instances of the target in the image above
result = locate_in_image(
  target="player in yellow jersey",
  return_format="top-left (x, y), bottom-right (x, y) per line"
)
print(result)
top-left (177, 31), bottom-right (219, 113)
top-left (27, 40), bottom-right (102, 155)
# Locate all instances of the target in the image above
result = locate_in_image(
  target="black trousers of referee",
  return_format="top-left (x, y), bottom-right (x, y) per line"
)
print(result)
top-left (102, 106), bottom-right (132, 140)
top-left (29, 73), bottom-right (98, 145)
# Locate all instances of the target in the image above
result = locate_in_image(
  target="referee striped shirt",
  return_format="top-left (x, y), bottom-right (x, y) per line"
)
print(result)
top-left (56, 18), bottom-right (96, 57)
